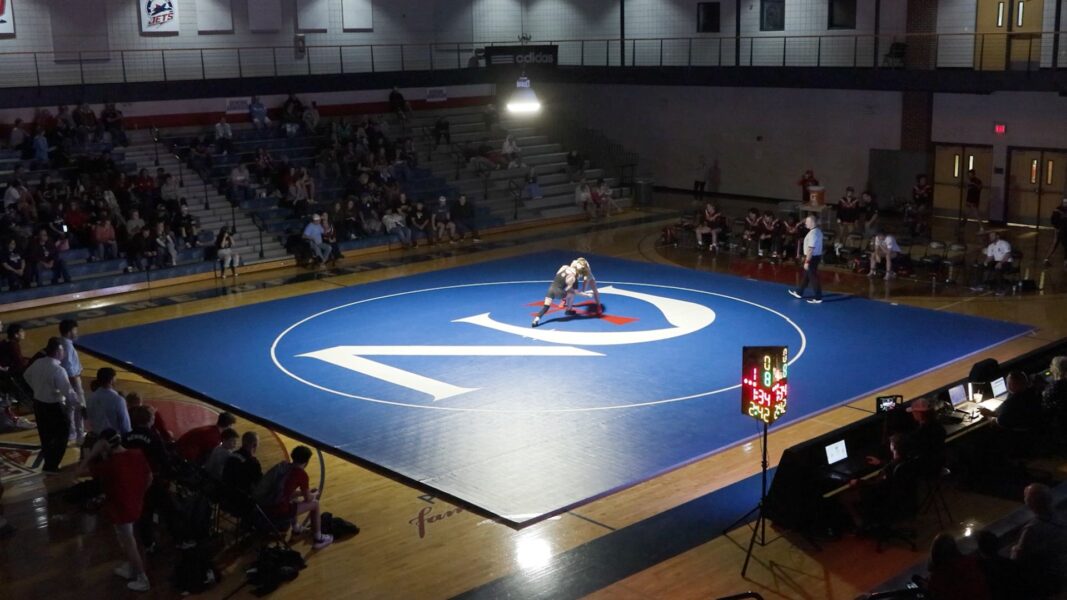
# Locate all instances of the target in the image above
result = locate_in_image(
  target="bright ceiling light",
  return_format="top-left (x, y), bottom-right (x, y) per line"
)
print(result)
top-left (507, 75), bottom-right (541, 114)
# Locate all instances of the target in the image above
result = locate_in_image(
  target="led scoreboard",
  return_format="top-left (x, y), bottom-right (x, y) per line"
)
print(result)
top-left (741, 346), bottom-right (788, 424)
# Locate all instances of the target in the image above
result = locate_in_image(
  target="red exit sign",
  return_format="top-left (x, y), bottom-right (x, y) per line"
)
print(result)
top-left (994, 122), bottom-right (1007, 135)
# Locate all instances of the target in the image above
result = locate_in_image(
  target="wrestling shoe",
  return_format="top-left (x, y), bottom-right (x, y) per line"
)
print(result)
top-left (788, 290), bottom-right (802, 299)
top-left (531, 317), bottom-right (540, 327)
top-left (565, 309), bottom-right (578, 316)
top-left (807, 298), bottom-right (823, 304)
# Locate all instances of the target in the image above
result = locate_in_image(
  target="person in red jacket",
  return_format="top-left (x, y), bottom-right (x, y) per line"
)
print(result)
top-left (175, 411), bottom-right (236, 464)
top-left (77, 429), bottom-right (153, 592)
top-left (924, 533), bottom-right (992, 600)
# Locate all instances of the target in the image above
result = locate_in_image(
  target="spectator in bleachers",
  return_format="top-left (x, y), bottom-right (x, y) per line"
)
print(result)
top-left (100, 103), bottom-right (127, 146)
top-left (595, 179), bottom-right (619, 215)
top-left (359, 195), bottom-right (384, 237)
top-left (389, 87), bottom-right (411, 122)
top-left (3, 178), bottom-right (26, 211)
top-left (482, 103), bottom-right (499, 132)
top-left (159, 173), bottom-right (179, 207)
top-left (575, 179), bottom-right (594, 219)
top-left (433, 117), bottom-right (451, 152)
top-left (502, 135), bottom-right (522, 165)
top-left (757, 210), bottom-right (781, 258)
top-left (32, 128), bottom-right (50, 169)
top-left (77, 429), bottom-right (153, 592)
top-left (132, 168), bottom-right (155, 202)
top-left (303, 101), bottom-right (321, 133)
top-left (1, 238), bottom-right (28, 290)
top-left (741, 208), bottom-right (760, 252)
top-left (7, 118), bottom-right (29, 159)
top-left (265, 445), bottom-right (333, 550)
top-left (1011, 483), bottom-right (1067, 598)
top-left (331, 118), bottom-right (352, 146)
top-left (252, 147), bottom-right (275, 187)
top-left (452, 194), bottom-right (480, 243)
top-left (248, 96), bottom-right (271, 130)
top-left (229, 162), bottom-right (254, 204)
top-left (86, 367), bottom-right (130, 435)
top-left (124, 208), bottom-right (144, 238)
top-left (317, 143), bottom-right (342, 181)
top-left (302, 213), bottom-right (332, 265)
top-left (214, 226), bottom-right (240, 277)
top-left (63, 199), bottom-right (89, 245)
top-left (175, 411), bottom-right (237, 465)
top-left (287, 171), bottom-right (311, 219)
top-left (89, 213), bottom-right (118, 261)
top-left (409, 201), bottom-right (432, 246)
top-left (214, 115), bottom-right (234, 155)
top-left (320, 212), bottom-right (342, 263)
top-left (74, 103), bottom-right (99, 144)
top-left (55, 105), bottom-right (75, 136)
top-left (566, 150), bottom-right (586, 182)
top-left (125, 226), bottom-right (155, 272)
top-left (29, 229), bottom-right (71, 285)
top-left (339, 197), bottom-right (360, 240)
top-left (382, 207), bottom-right (413, 249)
top-left (204, 427), bottom-right (239, 480)
top-left (925, 532), bottom-right (992, 600)
top-left (152, 222), bottom-right (178, 268)
top-left (432, 196), bottom-right (459, 244)
top-left (172, 203), bottom-right (199, 249)
top-left (281, 94), bottom-right (304, 137)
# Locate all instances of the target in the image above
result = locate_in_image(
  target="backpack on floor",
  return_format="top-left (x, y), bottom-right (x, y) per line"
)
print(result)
top-left (320, 512), bottom-right (361, 539)
top-left (245, 544), bottom-right (305, 596)
top-left (172, 545), bottom-right (220, 594)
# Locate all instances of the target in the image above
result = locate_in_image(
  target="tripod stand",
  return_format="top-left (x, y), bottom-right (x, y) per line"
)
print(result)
top-left (723, 420), bottom-right (771, 577)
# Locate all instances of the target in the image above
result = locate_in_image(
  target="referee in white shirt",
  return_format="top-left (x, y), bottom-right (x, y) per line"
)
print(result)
top-left (789, 215), bottom-right (824, 304)
top-left (24, 338), bottom-right (76, 473)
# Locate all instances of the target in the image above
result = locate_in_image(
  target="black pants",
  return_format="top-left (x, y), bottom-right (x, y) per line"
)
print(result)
top-left (796, 255), bottom-right (823, 300)
top-left (693, 180), bottom-right (706, 199)
top-left (33, 400), bottom-right (69, 471)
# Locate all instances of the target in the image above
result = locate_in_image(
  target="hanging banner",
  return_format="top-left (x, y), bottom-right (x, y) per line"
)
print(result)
top-left (483, 45), bottom-right (558, 68)
top-left (140, 0), bottom-right (180, 35)
top-left (0, 0), bottom-right (15, 37)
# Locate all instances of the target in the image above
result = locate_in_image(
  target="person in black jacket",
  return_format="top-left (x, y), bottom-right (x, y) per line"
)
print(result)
top-left (221, 431), bottom-right (263, 516)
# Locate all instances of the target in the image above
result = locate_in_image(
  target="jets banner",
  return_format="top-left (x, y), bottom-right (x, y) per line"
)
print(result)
top-left (140, 0), bottom-right (179, 34)
top-left (483, 45), bottom-right (558, 68)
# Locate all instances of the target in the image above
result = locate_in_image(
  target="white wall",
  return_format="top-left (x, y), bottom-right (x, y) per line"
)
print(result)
top-left (545, 82), bottom-right (903, 200)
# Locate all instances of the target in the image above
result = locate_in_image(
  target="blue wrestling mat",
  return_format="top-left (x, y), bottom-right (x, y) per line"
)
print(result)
top-left (78, 250), bottom-right (1031, 525)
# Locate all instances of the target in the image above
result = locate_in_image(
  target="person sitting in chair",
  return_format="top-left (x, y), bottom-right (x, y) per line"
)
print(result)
top-left (869, 230), bottom-right (902, 280)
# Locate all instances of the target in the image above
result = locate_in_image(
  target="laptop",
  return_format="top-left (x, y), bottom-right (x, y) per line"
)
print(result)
top-left (948, 384), bottom-right (968, 408)
top-left (977, 376), bottom-right (1007, 412)
top-left (824, 439), bottom-right (871, 478)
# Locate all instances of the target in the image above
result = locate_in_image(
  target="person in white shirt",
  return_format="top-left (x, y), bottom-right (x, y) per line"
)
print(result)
top-left (24, 338), bottom-right (76, 472)
top-left (502, 135), bottom-right (521, 163)
top-left (869, 230), bottom-right (902, 280)
top-left (59, 319), bottom-right (86, 442)
top-left (86, 368), bottom-right (131, 435)
top-left (214, 116), bottom-right (234, 155)
top-left (973, 231), bottom-right (1014, 293)
top-left (302, 102), bottom-right (321, 133)
top-left (789, 215), bottom-right (824, 304)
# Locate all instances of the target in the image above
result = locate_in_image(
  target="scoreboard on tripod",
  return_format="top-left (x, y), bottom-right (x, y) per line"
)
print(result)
top-left (741, 346), bottom-right (788, 424)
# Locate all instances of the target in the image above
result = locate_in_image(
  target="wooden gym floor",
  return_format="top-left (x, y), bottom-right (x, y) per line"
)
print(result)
top-left (2, 197), bottom-right (1066, 599)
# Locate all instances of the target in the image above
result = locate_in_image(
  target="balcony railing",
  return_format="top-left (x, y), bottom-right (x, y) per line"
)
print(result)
top-left (0, 31), bottom-right (1063, 89)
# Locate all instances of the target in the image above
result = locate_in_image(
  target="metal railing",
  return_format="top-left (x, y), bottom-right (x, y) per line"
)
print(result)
top-left (0, 31), bottom-right (1063, 89)
top-left (544, 113), bottom-right (639, 189)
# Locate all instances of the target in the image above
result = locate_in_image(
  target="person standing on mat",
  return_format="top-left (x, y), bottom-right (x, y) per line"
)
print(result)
top-left (789, 215), bottom-right (824, 304)
top-left (532, 258), bottom-right (601, 327)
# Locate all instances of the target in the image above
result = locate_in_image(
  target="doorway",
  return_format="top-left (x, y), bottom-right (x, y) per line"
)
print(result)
top-left (974, 0), bottom-right (1043, 70)
top-left (933, 144), bottom-right (994, 223)
top-left (1007, 148), bottom-right (1067, 226)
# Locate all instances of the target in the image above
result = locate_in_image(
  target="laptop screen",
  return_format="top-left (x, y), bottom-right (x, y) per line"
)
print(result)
top-left (948, 384), bottom-right (967, 407)
top-left (990, 377), bottom-right (1007, 397)
top-left (825, 440), bottom-right (848, 465)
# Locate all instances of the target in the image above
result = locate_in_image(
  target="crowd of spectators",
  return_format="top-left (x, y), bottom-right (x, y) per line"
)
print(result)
top-left (0, 105), bottom-right (213, 291)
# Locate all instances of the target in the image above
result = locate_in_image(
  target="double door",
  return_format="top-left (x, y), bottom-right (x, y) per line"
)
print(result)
top-left (933, 145), bottom-right (993, 219)
top-left (975, 0), bottom-right (1043, 70)
top-left (1007, 149), bottom-right (1067, 225)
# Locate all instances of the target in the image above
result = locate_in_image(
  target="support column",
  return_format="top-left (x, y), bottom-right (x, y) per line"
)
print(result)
top-left (620, 0), bottom-right (626, 67)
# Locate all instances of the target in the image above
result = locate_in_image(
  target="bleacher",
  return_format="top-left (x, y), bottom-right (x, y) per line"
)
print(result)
top-left (1, 101), bottom-right (634, 306)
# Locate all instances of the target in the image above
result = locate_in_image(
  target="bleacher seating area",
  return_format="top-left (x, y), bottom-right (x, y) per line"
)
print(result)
top-left (2, 96), bottom-right (631, 306)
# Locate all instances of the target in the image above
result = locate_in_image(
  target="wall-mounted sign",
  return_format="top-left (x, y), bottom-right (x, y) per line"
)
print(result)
top-left (140, 0), bottom-right (180, 35)
top-left (483, 45), bottom-right (559, 68)
top-left (0, 0), bottom-right (16, 37)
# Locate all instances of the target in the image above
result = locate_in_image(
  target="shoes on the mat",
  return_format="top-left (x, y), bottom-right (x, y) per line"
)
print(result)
top-left (788, 290), bottom-right (802, 299)
top-left (531, 317), bottom-right (540, 327)
top-left (807, 298), bottom-right (823, 304)
top-left (313, 534), bottom-right (334, 550)
top-left (127, 574), bottom-right (150, 592)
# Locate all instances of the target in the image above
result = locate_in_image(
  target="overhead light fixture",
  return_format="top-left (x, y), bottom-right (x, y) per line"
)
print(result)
top-left (506, 75), bottom-right (541, 114)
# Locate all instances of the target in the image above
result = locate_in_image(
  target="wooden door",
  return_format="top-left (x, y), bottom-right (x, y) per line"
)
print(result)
top-left (975, 0), bottom-right (1008, 70)
top-left (1008, 149), bottom-right (1042, 224)
top-left (1009, 0), bottom-right (1043, 70)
